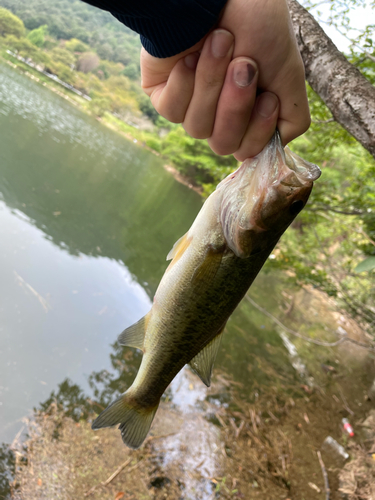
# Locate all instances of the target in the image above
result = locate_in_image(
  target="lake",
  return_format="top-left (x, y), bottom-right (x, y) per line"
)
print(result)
top-left (1, 62), bottom-right (374, 499)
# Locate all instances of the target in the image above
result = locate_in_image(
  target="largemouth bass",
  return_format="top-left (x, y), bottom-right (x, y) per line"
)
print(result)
top-left (92, 132), bottom-right (320, 448)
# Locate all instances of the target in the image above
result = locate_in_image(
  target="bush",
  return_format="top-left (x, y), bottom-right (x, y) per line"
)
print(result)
top-left (27, 24), bottom-right (48, 47)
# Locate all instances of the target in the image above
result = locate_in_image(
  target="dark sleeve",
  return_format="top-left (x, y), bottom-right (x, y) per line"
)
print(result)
top-left (81, 0), bottom-right (228, 58)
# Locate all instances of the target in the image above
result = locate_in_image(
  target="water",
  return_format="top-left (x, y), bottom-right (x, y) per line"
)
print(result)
top-left (0, 62), bottom-right (203, 442)
top-left (0, 62), bottom-right (374, 499)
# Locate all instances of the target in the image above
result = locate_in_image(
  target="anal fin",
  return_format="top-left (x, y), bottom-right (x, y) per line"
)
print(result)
top-left (118, 313), bottom-right (150, 351)
top-left (189, 326), bottom-right (225, 387)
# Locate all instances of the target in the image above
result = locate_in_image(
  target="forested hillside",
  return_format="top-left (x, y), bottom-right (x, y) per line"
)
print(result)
top-left (0, 0), bottom-right (141, 68)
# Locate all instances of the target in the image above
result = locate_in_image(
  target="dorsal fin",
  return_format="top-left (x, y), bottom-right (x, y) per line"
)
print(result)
top-left (118, 313), bottom-right (150, 351)
top-left (189, 326), bottom-right (225, 387)
top-left (166, 233), bottom-right (191, 262)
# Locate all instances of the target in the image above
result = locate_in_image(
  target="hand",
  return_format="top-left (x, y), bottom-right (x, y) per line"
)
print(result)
top-left (141, 0), bottom-right (310, 161)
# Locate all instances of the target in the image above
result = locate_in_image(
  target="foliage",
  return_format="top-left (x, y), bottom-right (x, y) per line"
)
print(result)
top-left (122, 62), bottom-right (139, 80)
top-left (27, 23), bottom-right (47, 47)
top-left (266, 136), bottom-right (375, 332)
top-left (0, 0), bottom-right (141, 65)
top-left (0, 6), bottom-right (24, 37)
top-left (160, 126), bottom-right (238, 185)
top-left (76, 51), bottom-right (99, 73)
top-left (137, 93), bottom-right (159, 123)
top-left (50, 46), bottom-right (76, 67)
top-left (65, 37), bottom-right (89, 53)
top-left (354, 257), bottom-right (375, 273)
top-left (3, 33), bottom-right (38, 57)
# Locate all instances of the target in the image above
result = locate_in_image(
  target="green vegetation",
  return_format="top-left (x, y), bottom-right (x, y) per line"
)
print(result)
top-left (0, 7), bottom-right (24, 37)
top-left (0, 1), bottom-right (374, 337)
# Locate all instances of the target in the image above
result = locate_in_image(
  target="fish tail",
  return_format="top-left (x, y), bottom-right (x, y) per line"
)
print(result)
top-left (92, 392), bottom-right (159, 449)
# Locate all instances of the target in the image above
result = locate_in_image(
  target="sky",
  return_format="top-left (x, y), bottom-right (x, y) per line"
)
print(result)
top-left (307, 2), bottom-right (374, 52)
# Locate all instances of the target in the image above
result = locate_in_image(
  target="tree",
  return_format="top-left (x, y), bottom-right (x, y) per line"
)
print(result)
top-left (76, 52), bottom-right (99, 73)
top-left (278, 0), bottom-right (375, 334)
top-left (0, 7), bottom-right (24, 38)
top-left (96, 42), bottom-right (114, 61)
top-left (288, 0), bottom-right (375, 159)
top-left (65, 38), bottom-right (89, 53)
top-left (122, 62), bottom-right (139, 80)
top-left (27, 24), bottom-right (48, 47)
top-left (50, 46), bottom-right (76, 67)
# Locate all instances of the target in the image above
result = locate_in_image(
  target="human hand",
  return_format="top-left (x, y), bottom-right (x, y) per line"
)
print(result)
top-left (141, 0), bottom-right (310, 161)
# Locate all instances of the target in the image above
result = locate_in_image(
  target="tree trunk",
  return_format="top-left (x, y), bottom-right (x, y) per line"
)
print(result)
top-left (287, 0), bottom-right (375, 159)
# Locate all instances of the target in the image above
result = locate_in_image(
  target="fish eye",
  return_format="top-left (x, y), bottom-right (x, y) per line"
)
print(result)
top-left (290, 200), bottom-right (304, 215)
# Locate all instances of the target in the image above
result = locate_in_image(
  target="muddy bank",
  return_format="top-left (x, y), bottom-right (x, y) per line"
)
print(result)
top-left (8, 281), bottom-right (375, 499)
top-left (10, 365), bottom-right (375, 500)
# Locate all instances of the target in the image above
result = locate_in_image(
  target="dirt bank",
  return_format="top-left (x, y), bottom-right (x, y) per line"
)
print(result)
top-left (9, 367), bottom-right (375, 500)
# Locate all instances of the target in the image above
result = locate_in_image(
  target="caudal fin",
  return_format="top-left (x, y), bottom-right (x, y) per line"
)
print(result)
top-left (92, 393), bottom-right (158, 449)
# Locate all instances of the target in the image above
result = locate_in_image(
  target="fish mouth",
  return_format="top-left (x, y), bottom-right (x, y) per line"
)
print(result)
top-left (265, 131), bottom-right (321, 187)
top-left (284, 144), bottom-right (321, 182)
top-left (219, 131), bottom-right (321, 258)
top-left (235, 131), bottom-right (321, 216)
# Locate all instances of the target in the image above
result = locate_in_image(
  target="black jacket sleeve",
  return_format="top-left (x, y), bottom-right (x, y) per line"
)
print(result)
top-left (82, 0), bottom-right (228, 58)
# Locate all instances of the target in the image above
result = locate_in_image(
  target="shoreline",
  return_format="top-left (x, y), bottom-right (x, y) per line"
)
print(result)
top-left (1, 56), bottom-right (203, 196)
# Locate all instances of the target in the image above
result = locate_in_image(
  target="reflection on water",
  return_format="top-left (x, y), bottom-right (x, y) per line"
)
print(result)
top-left (152, 368), bottom-right (223, 499)
top-left (1, 63), bottom-right (374, 499)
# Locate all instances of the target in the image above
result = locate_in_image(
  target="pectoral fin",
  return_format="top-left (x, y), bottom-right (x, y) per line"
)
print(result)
top-left (191, 246), bottom-right (223, 286)
top-left (189, 326), bottom-right (225, 387)
top-left (166, 233), bottom-right (191, 261)
top-left (118, 313), bottom-right (150, 351)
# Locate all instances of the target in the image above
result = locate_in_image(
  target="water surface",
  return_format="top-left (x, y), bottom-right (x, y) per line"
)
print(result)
top-left (0, 62), bottom-right (203, 441)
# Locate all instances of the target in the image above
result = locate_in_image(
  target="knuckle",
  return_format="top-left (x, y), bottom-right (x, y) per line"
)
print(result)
top-left (158, 106), bottom-right (183, 124)
top-left (199, 72), bottom-right (224, 89)
top-left (208, 138), bottom-right (235, 156)
top-left (163, 111), bottom-right (183, 124)
top-left (183, 123), bottom-right (210, 139)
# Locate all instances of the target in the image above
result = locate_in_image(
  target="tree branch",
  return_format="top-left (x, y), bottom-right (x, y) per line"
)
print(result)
top-left (307, 204), bottom-right (365, 215)
top-left (287, 0), bottom-right (375, 159)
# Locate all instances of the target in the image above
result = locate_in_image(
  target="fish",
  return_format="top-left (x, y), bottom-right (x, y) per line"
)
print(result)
top-left (92, 131), bottom-right (321, 449)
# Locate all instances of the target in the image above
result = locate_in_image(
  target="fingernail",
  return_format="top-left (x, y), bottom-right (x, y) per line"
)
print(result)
top-left (184, 52), bottom-right (199, 70)
top-left (233, 59), bottom-right (257, 88)
top-left (211, 29), bottom-right (234, 58)
top-left (256, 92), bottom-right (278, 117)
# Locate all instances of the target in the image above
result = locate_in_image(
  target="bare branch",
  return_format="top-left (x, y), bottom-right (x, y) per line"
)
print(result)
top-left (317, 451), bottom-right (330, 500)
top-left (311, 117), bottom-right (335, 124)
top-left (245, 295), bottom-right (375, 351)
top-left (307, 204), bottom-right (365, 215)
top-left (330, 24), bottom-right (375, 63)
